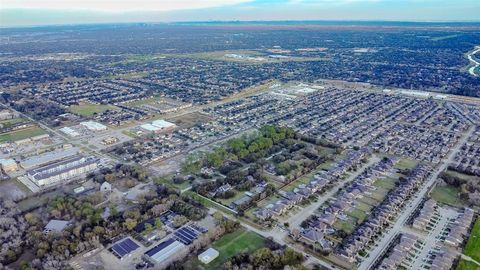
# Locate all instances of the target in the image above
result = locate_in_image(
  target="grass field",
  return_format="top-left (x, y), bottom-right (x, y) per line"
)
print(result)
top-left (334, 219), bottom-right (356, 233)
top-left (456, 259), bottom-right (480, 270)
top-left (431, 34), bottom-right (459, 41)
top-left (69, 103), bottom-right (118, 117)
top-left (347, 208), bottom-right (368, 223)
top-left (184, 229), bottom-right (265, 270)
top-left (0, 117), bottom-right (26, 125)
top-left (396, 158), bottom-right (418, 170)
top-left (431, 185), bottom-right (462, 206)
top-left (0, 127), bottom-right (46, 143)
top-left (373, 177), bottom-right (396, 189)
top-left (463, 218), bottom-right (480, 262)
top-left (444, 170), bottom-right (480, 182)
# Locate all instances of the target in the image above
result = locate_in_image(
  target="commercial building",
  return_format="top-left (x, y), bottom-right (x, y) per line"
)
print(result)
top-left (0, 158), bottom-right (18, 172)
top-left (198, 248), bottom-right (219, 264)
top-left (27, 155), bottom-right (98, 187)
top-left (140, 119), bottom-right (176, 134)
top-left (80, 121), bottom-right (107, 131)
top-left (0, 110), bottom-right (16, 120)
top-left (20, 147), bottom-right (80, 170)
top-left (59, 126), bottom-right (80, 137)
top-left (145, 238), bottom-right (185, 264)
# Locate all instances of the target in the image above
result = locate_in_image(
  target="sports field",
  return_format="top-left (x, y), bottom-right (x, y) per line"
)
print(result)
top-left (69, 103), bottom-right (118, 117)
top-left (0, 127), bottom-right (46, 143)
top-left (184, 229), bottom-right (265, 270)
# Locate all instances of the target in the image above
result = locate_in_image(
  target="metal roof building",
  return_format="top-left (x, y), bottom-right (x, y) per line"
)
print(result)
top-left (198, 248), bottom-right (219, 264)
top-left (44, 220), bottom-right (69, 233)
top-left (80, 121), bottom-right (107, 131)
top-left (145, 238), bottom-right (185, 264)
top-left (20, 147), bottom-right (80, 170)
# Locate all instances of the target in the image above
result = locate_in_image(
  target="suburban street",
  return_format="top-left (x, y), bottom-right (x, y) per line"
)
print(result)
top-left (281, 155), bottom-right (381, 229)
top-left (357, 125), bottom-right (476, 270)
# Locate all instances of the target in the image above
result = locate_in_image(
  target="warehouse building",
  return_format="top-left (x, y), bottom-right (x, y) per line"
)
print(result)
top-left (145, 238), bottom-right (185, 265)
top-left (140, 119), bottom-right (176, 134)
top-left (0, 158), bottom-right (18, 172)
top-left (80, 121), bottom-right (107, 131)
top-left (59, 126), bottom-right (80, 137)
top-left (20, 147), bottom-right (80, 170)
top-left (27, 155), bottom-right (98, 187)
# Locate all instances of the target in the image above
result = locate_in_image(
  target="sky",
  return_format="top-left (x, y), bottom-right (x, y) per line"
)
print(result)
top-left (1, 0), bottom-right (479, 27)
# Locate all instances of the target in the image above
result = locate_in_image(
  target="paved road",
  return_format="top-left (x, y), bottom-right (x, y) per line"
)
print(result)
top-left (460, 254), bottom-right (480, 266)
top-left (280, 155), bottom-right (380, 229)
top-left (408, 207), bottom-right (457, 270)
top-left (1, 103), bottom-right (117, 163)
top-left (203, 155), bottom-right (380, 270)
top-left (357, 125), bottom-right (475, 270)
top-left (0, 102), bottom-right (69, 141)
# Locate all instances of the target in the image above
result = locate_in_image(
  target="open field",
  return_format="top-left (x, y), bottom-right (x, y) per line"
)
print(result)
top-left (463, 218), bottom-right (480, 262)
top-left (333, 219), bottom-right (356, 233)
top-left (184, 229), bottom-right (265, 270)
top-left (0, 117), bottom-right (26, 126)
top-left (0, 127), bottom-right (46, 143)
top-left (166, 112), bottom-right (214, 129)
top-left (430, 185), bottom-right (463, 206)
top-left (396, 158), bottom-right (418, 170)
top-left (444, 170), bottom-right (480, 182)
top-left (431, 34), bottom-right (460, 41)
top-left (456, 259), bottom-right (479, 270)
top-left (69, 103), bottom-right (119, 117)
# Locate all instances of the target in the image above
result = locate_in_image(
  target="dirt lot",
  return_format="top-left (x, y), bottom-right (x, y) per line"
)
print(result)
top-left (166, 112), bottom-right (214, 129)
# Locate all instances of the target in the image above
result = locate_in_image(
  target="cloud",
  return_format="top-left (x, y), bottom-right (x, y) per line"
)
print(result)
top-left (0, 0), bottom-right (253, 12)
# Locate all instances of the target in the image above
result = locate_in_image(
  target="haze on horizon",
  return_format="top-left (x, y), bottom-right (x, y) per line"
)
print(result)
top-left (1, 0), bottom-right (480, 27)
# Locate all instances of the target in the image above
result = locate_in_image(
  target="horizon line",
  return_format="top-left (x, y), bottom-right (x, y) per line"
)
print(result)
top-left (2, 19), bottom-right (480, 29)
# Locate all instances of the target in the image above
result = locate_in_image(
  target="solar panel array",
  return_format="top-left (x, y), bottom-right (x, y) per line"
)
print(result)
top-left (111, 238), bottom-right (140, 258)
top-left (174, 225), bottom-right (199, 245)
top-left (145, 238), bottom-right (176, 257)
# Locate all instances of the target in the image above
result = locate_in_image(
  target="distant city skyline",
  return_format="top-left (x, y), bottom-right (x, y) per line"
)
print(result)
top-left (1, 0), bottom-right (480, 27)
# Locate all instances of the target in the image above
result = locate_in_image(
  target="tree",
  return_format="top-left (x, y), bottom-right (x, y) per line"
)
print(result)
top-left (213, 211), bottom-right (224, 223)
top-left (144, 223), bottom-right (154, 234)
top-left (104, 174), bottom-right (115, 182)
top-left (155, 218), bottom-right (163, 229)
top-left (124, 218), bottom-right (137, 231)
top-left (172, 215), bottom-right (188, 227)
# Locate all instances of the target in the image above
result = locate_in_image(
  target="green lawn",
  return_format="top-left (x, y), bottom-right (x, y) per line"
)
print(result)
top-left (334, 219), bottom-right (356, 233)
top-left (373, 177), bottom-right (396, 189)
top-left (0, 127), bottom-right (46, 143)
top-left (217, 191), bottom-right (245, 206)
top-left (347, 208), bottom-right (368, 223)
top-left (396, 158), bottom-right (418, 170)
top-left (456, 259), bottom-right (480, 270)
top-left (444, 170), bottom-right (480, 183)
top-left (463, 218), bottom-right (480, 262)
top-left (184, 229), bottom-right (265, 270)
top-left (69, 103), bottom-right (118, 117)
top-left (431, 186), bottom-right (462, 206)
top-left (0, 117), bottom-right (26, 126)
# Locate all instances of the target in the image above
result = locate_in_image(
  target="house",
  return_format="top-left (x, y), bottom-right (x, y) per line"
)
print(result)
top-left (101, 181), bottom-right (112, 194)
top-left (301, 228), bottom-right (324, 244)
top-left (231, 196), bottom-right (251, 210)
top-left (44, 220), bottom-right (69, 233)
top-left (254, 208), bottom-right (273, 220)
